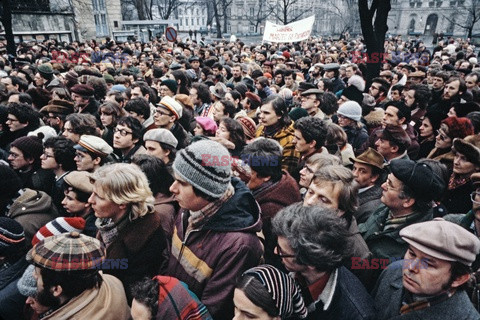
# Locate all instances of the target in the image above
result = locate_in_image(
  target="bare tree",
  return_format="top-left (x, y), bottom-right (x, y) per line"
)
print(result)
top-left (156, 0), bottom-right (182, 19)
top-left (358, 0), bottom-right (391, 84)
top-left (324, 0), bottom-right (359, 38)
top-left (1, 0), bottom-right (15, 57)
top-left (122, 0), bottom-right (152, 20)
top-left (443, 0), bottom-right (480, 38)
top-left (268, 0), bottom-right (309, 25)
top-left (247, 0), bottom-right (273, 32)
top-left (207, 0), bottom-right (232, 38)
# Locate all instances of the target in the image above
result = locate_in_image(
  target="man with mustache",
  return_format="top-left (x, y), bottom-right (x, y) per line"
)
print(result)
top-left (373, 219), bottom-right (480, 319)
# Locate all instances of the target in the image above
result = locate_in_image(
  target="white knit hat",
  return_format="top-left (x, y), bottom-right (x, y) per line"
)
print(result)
top-left (337, 101), bottom-right (362, 122)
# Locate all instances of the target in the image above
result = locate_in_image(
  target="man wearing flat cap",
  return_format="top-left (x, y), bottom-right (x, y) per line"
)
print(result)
top-left (74, 135), bottom-right (113, 172)
top-left (323, 63), bottom-right (345, 93)
top-left (143, 128), bottom-right (178, 165)
top-left (350, 148), bottom-right (385, 224)
top-left (39, 99), bottom-right (74, 134)
top-left (359, 159), bottom-right (445, 287)
top-left (373, 219), bottom-right (480, 319)
top-left (153, 96), bottom-right (190, 149)
top-left (374, 124), bottom-right (411, 163)
top-left (27, 232), bottom-right (130, 319)
top-left (70, 84), bottom-right (99, 116)
top-left (300, 88), bottom-right (328, 120)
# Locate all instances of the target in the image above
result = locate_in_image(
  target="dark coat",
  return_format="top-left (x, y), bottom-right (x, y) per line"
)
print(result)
top-left (99, 211), bottom-right (168, 303)
top-left (443, 180), bottom-right (473, 215)
top-left (165, 178), bottom-right (263, 320)
top-left (0, 257), bottom-right (28, 320)
top-left (373, 260), bottom-right (480, 319)
top-left (344, 126), bottom-right (369, 154)
top-left (304, 266), bottom-right (376, 320)
top-left (355, 185), bottom-right (383, 224)
top-left (171, 122), bottom-right (191, 149)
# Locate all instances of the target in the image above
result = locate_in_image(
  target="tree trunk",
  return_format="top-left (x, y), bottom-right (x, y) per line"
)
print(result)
top-left (358, 0), bottom-right (391, 87)
top-left (213, 1), bottom-right (222, 38)
top-left (2, 0), bottom-right (15, 59)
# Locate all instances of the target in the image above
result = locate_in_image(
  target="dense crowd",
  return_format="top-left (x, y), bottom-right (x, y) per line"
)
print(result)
top-left (0, 33), bottom-right (480, 319)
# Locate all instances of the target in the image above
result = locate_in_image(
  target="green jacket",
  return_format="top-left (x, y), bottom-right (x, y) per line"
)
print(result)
top-left (358, 205), bottom-right (433, 261)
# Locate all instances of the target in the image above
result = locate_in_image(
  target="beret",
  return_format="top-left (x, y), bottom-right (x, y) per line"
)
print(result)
top-left (323, 63), bottom-right (340, 71)
top-left (70, 84), bottom-right (95, 97)
top-left (389, 159), bottom-right (445, 201)
top-left (74, 135), bottom-right (113, 158)
top-left (400, 219), bottom-right (480, 266)
top-left (195, 117), bottom-right (218, 136)
top-left (63, 171), bottom-right (94, 194)
top-left (144, 128), bottom-right (178, 148)
top-left (37, 63), bottom-right (53, 76)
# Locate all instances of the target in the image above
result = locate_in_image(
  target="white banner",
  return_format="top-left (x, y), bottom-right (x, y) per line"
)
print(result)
top-left (263, 16), bottom-right (315, 43)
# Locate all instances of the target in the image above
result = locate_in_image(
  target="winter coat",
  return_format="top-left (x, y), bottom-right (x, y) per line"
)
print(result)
top-left (373, 260), bottom-right (480, 320)
top-left (344, 126), bottom-right (369, 153)
top-left (302, 266), bottom-right (376, 320)
top-left (7, 189), bottom-right (59, 246)
top-left (171, 122), bottom-right (191, 150)
top-left (253, 171), bottom-right (301, 267)
top-left (165, 178), bottom-right (263, 320)
top-left (256, 121), bottom-right (301, 176)
top-left (98, 211), bottom-right (167, 303)
top-left (154, 192), bottom-right (178, 239)
top-left (355, 185), bottom-right (383, 224)
top-left (42, 273), bottom-right (130, 320)
top-left (443, 180), bottom-right (473, 215)
top-left (0, 257), bottom-right (28, 320)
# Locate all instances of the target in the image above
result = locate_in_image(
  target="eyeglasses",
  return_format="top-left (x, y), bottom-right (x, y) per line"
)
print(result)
top-left (436, 130), bottom-right (450, 141)
top-left (113, 127), bottom-right (133, 136)
top-left (471, 191), bottom-right (480, 204)
top-left (8, 152), bottom-right (22, 159)
top-left (274, 244), bottom-right (296, 258)
top-left (384, 178), bottom-right (402, 192)
top-left (370, 85), bottom-right (380, 91)
top-left (6, 117), bottom-right (19, 122)
top-left (155, 108), bottom-right (172, 116)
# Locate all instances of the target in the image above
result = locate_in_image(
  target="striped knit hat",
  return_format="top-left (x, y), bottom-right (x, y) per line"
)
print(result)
top-left (27, 232), bottom-right (104, 272)
top-left (32, 217), bottom-right (86, 246)
top-left (242, 265), bottom-right (308, 319)
top-left (0, 217), bottom-right (26, 256)
top-left (172, 140), bottom-right (231, 198)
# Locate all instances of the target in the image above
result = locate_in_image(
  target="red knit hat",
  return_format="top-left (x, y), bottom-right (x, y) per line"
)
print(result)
top-left (441, 117), bottom-right (474, 139)
top-left (32, 217), bottom-right (86, 246)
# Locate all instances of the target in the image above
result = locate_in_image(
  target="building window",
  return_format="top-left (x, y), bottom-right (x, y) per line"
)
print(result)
top-left (202, 18), bottom-right (205, 25)
top-left (197, 8), bottom-right (199, 15)
top-left (250, 8), bottom-right (254, 16)
top-left (179, 8), bottom-right (182, 15)
top-left (249, 25), bottom-right (255, 32)
top-left (180, 18), bottom-right (183, 26)
top-left (197, 17), bottom-right (200, 25)
top-left (191, 18), bottom-right (194, 25)
top-left (93, 0), bottom-right (108, 37)
top-left (186, 19), bottom-right (188, 26)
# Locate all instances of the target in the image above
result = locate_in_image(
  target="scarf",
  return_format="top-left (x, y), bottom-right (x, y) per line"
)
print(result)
top-left (400, 289), bottom-right (455, 314)
top-left (263, 122), bottom-right (283, 137)
top-left (95, 213), bottom-right (130, 248)
top-left (384, 211), bottom-right (425, 231)
top-left (187, 184), bottom-right (234, 233)
top-left (448, 173), bottom-right (470, 191)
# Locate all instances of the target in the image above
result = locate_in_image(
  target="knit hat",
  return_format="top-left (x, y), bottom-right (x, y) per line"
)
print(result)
top-left (453, 135), bottom-right (480, 166)
top-left (245, 92), bottom-right (261, 106)
top-left (289, 107), bottom-right (309, 121)
top-left (70, 84), bottom-right (95, 97)
top-left (362, 93), bottom-right (376, 109)
top-left (172, 140), bottom-right (232, 198)
top-left (28, 126), bottom-right (57, 143)
top-left (144, 128), bottom-right (178, 148)
top-left (32, 217), bottom-right (86, 246)
top-left (10, 136), bottom-right (43, 161)
top-left (341, 86), bottom-right (364, 105)
top-left (236, 116), bottom-right (257, 140)
top-left (337, 101), bottom-right (362, 122)
top-left (17, 265), bottom-right (36, 297)
top-left (195, 117), bottom-right (218, 136)
top-left (110, 84), bottom-right (127, 93)
top-left (0, 164), bottom-right (22, 197)
top-left (158, 96), bottom-right (183, 120)
top-left (161, 79), bottom-right (178, 94)
top-left (242, 265), bottom-right (308, 319)
top-left (0, 217), bottom-right (26, 256)
top-left (441, 117), bottom-right (474, 139)
top-left (64, 70), bottom-right (78, 83)
top-left (103, 73), bottom-right (114, 84)
top-left (27, 232), bottom-right (105, 272)
top-left (37, 63), bottom-right (53, 78)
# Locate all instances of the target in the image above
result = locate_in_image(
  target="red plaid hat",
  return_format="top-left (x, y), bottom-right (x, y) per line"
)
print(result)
top-left (27, 232), bottom-right (105, 272)
top-left (32, 217), bottom-right (86, 246)
top-left (441, 117), bottom-right (474, 139)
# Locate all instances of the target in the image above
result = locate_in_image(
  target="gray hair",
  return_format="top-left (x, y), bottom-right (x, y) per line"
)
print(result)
top-left (272, 203), bottom-right (352, 272)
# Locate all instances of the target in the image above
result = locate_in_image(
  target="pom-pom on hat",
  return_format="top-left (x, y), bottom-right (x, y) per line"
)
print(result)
top-left (32, 217), bottom-right (86, 246)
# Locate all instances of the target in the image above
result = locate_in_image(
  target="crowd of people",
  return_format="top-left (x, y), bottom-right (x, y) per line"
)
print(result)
top-left (0, 33), bottom-right (480, 319)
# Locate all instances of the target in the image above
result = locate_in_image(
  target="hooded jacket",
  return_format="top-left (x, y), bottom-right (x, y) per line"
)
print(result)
top-left (166, 177), bottom-right (263, 320)
top-left (7, 189), bottom-right (58, 246)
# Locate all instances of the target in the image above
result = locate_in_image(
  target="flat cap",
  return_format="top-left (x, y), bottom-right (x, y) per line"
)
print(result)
top-left (70, 84), bottom-right (95, 97)
top-left (157, 96), bottom-right (183, 120)
top-left (400, 219), bottom-right (480, 266)
top-left (323, 63), bottom-right (340, 71)
top-left (27, 232), bottom-right (105, 271)
top-left (63, 171), bottom-right (94, 194)
top-left (409, 71), bottom-right (426, 78)
top-left (144, 128), bottom-right (178, 148)
top-left (39, 99), bottom-right (74, 115)
top-left (301, 88), bottom-right (322, 96)
top-left (349, 147), bottom-right (384, 169)
top-left (74, 135), bottom-right (113, 158)
top-left (377, 124), bottom-right (411, 149)
top-left (389, 159), bottom-right (445, 201)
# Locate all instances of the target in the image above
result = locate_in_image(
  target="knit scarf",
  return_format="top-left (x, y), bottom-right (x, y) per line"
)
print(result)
top-left (187, 184), bottom-right (234, 233)
top-left (263, 122), bottom-right (283, 137)
top-left (400, 289), bottom-right (455, 314)
top-left (448, 173), bottom-right (470, 191)
top-left (95, 213), bottom-right (130, 248)
top-left (384, 211), bottom-right (425, 231)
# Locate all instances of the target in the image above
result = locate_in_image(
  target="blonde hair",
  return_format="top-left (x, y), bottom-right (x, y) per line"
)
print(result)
top-left (90, 163), bottom-right (155, 220)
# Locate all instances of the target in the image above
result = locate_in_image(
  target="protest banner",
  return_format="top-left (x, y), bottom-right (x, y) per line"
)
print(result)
top-left (263, 16), bottom-right (315, 43)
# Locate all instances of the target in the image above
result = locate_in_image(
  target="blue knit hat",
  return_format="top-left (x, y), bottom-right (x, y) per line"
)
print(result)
top-left (172, 140), bottom-right (231, 198)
